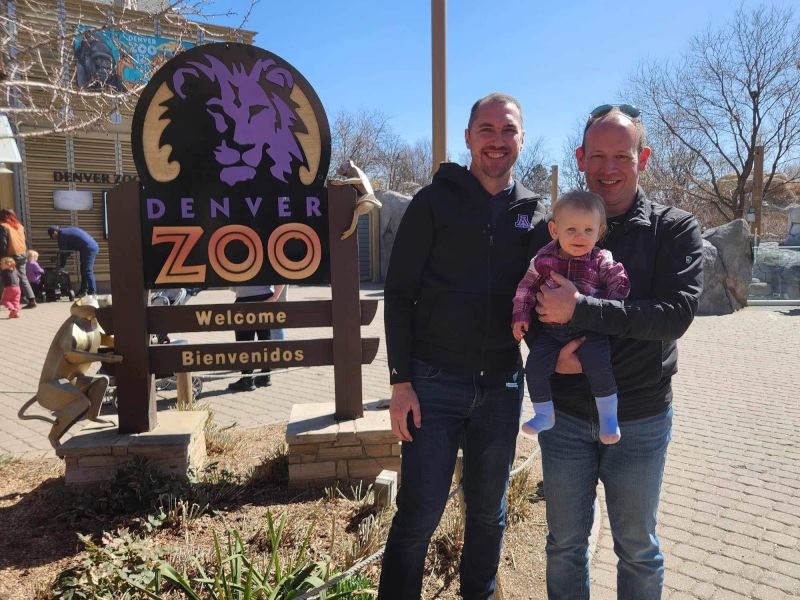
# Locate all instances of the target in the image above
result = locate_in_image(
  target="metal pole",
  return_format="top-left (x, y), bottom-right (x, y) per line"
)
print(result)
top-left (431, 0), bottom-right (446, 174)
top-left (753, 145), bottom-right (764, 238)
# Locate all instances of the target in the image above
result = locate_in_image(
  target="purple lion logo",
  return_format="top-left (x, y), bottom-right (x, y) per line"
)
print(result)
top-left (171, 55), bottom-right (306, 186)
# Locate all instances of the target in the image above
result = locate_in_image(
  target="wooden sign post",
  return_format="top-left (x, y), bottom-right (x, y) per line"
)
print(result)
top-left (107, 181), bottom-right (156, 434)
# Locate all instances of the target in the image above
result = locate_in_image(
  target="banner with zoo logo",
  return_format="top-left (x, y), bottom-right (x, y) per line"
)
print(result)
top-left (73, 27), bottom-right (195, 91)
top-left (131, 43), bottom-right (331, 288)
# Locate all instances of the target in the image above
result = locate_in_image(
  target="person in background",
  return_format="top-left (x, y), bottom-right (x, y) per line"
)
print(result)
top-left (47, 225), bottom-right (100, 297)
top-left (1, 256), bottom-right (21, 318)
top-left (26, 250), bottom-right (45, 301)
top-left (227, 284), bottom-right (286, 392)
top-left (0, 208), bottom-right (36, 308)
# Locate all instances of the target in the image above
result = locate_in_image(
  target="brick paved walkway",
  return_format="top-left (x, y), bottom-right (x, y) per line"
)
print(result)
top-left (0, 288), bottom-right (798, 598)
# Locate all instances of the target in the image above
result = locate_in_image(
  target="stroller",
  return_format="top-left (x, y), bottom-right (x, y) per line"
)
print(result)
top-left (40, 252), bottom-right (75, 302)
top-left (103, 287), bottom-right (203, 404)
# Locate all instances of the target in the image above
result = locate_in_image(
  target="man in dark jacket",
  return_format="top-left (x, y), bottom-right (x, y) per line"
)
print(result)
top-left (48, 225), bottom-right (100, 296)
top-left (379, 93), bottom-right (545, 599)
top-left (531, 105), bottom-right (703, 599)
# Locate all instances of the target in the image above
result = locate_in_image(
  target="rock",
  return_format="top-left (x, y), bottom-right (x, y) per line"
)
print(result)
top-left (753, 241), bottom-right (800, 299)
top-left (748, 280), bottom-right (772, 297)
top-left (699, 219), bottom-right (753, 315)
top-left (377, 190), bottom-right (413, 281)
top-left (781, 205), bottom-right (800, 246)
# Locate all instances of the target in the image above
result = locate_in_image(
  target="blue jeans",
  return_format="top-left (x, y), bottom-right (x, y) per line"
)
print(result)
top-left (538, 408), bottom-right (672, 600)
top-left (379, 359), bottom-right (523, 599)
top-left (79, 248), bottom-right (98, 295)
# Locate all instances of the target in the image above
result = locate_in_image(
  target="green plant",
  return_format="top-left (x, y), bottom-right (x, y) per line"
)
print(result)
top-left (130, 512), bottom-right (359, 599)
top-left (0, 453), bottom-right (18, 467)
top-left (325, 571), bottom-right (378, 599)
top-left (91, 456), bottom-right (187, 516)
top-left (51, 529), bottom-right (164, 599)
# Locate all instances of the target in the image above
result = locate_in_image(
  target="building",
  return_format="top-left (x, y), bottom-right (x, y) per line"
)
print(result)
top-left (1, 0), bottom-right (254, 289)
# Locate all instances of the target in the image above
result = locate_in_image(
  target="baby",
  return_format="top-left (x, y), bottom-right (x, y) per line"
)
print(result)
top-left (512, 190), bottom-right (630, 444)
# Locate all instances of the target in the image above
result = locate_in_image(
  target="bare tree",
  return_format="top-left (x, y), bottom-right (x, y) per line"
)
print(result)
top-left (515, 135), bottom-right (551, 198)
top-left (330, 107), bottom-right (395, 177)
top-left (382, 137), bottom-right (431, 192)
top-left (330, 107), bottom-right (432, 191)
top-left (559, 120), bottom-right (586, 193)
top-left (0, 0), bottom-right (255, 139)
top-left (628, 4), bottom-right (800, 221)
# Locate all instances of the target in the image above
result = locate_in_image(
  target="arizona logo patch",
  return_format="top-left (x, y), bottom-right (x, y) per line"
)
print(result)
top-left (515, 214), bottom-right (531, 229)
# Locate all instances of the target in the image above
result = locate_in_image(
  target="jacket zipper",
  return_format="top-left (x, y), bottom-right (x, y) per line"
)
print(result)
top-left (481, 218), bottom-right (493, 377)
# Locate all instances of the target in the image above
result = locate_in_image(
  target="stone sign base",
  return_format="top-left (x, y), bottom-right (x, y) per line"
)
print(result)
top-left (287, 400), bottom-right (399, 489)
top-left (56, 411), bottom-right (208, 485)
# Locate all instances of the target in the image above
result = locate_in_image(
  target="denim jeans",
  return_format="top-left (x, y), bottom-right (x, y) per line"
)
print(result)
top-left (379, 359), bottom-right (523, 599)
top-left (12, 255), bottom-right (35, 301)
top-left (79, 248), bottom-right (98, 295)
top-left (538, 408), bottom-right (672, 600)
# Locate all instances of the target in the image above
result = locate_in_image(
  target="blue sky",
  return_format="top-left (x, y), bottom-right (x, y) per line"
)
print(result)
top-left (207, 0), bottom-right (797, 163)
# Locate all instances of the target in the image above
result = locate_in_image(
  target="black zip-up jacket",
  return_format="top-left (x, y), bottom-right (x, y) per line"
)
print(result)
top-left (529, 187), bottom-right (703, 421)
top-left (385, 163), bottom-right (545, 384)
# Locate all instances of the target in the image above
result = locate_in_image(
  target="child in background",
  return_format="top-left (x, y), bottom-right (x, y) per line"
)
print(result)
top-left (26, 250), bottom-right (44, 301)
top-left (1, 256), bottom-right (22, 318)
top-left (512, 190), bottom-right (630, 444)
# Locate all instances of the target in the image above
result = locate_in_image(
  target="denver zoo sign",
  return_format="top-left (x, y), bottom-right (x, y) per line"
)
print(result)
top-left (101, 43), bottom-right (376, 434)
top-left (131, 43), bottom-right (331, 288)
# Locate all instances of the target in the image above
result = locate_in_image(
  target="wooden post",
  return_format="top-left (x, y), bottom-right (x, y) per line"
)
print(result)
top-left (753, 145), bottom-right (764, 237)
top-left (328, 184), bottom-right (364, 420)
top-left (431, 0), bottom-right (446, 174)
top-left (176, 372), bottom-right (193, 407)
top-left (107, 181), bottom-right (156, 433)
top-left (369, 209), bottom-right (381, 282)
top-left (551, 165), bottom-right (559, 203)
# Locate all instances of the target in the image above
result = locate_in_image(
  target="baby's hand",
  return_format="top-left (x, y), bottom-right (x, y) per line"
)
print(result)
top-left (512, 321), bottom-right (528, 341)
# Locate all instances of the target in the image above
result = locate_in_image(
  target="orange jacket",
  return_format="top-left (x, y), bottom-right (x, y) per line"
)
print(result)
top-left (0, 222), bottom-right (26, 256)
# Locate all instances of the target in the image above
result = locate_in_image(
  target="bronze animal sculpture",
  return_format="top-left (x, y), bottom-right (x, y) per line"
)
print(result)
top-left (18, 296), bottom-right (122, 449)
top-left (329, 160), bottom-right (382, 240)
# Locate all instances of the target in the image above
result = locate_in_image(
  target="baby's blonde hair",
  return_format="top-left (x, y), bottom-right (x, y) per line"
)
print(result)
top-left (552, 189), bottom-right (607, 222)
top-left (27, 249), bottom-right (39, 261)
top-left (0, 256), bottom-right (16, 269)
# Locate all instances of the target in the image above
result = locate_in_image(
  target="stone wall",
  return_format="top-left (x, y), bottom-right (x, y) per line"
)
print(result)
top-left (57, 411), bottom-right (208, 485)
top-left (287, 401), bottom-right (399, 489)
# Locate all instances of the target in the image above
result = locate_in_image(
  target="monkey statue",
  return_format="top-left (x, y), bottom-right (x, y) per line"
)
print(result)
top-left (18, 296), bottom-right (122, 449)
top-left (329, 160), bottom-right (383, 240)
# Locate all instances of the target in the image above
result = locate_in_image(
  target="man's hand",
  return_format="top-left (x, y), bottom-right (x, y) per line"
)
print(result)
top-left (512, 321), bottom-right (528, 342)
top-left (389, 382), bottom-right (422, 442)
top-left (536, 272), bottom-right (580, 324)
top-left (555, 336), bottom-right (585, 374)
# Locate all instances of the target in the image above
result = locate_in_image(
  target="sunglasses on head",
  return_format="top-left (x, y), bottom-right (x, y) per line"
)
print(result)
top-left (589, 104), bottom-right (642, 119)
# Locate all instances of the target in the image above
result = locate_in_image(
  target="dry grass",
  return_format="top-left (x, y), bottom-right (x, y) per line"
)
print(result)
top-left (0, 424), bottom-right (548, 599)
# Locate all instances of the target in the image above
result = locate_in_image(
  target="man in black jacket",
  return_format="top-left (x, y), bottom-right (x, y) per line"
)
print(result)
top-left (379, 93), bottom-right (545, 599)
top-left (532, 105), bottom-right (703, 599)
